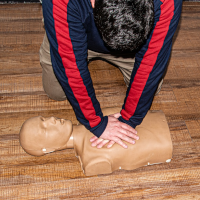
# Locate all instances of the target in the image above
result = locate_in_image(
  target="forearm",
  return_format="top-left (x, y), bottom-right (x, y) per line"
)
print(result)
top-left (119, 0), bottom-right (183, 128)
top-left (42, 0), bottom-right (107, 137)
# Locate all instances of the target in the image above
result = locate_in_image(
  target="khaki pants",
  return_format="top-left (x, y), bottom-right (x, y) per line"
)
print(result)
top-left (39, 33), bottom-right (162, 101)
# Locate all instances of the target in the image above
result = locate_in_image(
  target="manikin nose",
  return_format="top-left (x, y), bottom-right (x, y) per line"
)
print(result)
top-left (46, 117), bottom-right (56, 123)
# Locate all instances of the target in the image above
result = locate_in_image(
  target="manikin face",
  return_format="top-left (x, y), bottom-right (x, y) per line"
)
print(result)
top-left (19, 116), bottom-right (73, 156)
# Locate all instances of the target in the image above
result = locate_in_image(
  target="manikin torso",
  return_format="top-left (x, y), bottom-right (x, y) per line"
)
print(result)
top-left (19, 107), bottom-right (173, 176)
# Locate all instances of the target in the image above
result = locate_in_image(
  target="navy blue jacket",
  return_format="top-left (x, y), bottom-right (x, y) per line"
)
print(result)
top-left (42, 0), bottom-right (182, 137)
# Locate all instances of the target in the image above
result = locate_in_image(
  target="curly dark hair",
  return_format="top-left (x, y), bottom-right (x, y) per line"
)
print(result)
top-left (93, 0), bottom-right (154, 51)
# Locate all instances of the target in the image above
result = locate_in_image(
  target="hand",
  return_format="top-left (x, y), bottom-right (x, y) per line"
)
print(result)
top-left (90, 113), bottom-right (139, 149)
top-left (90, 0), bottom-right (95, 8)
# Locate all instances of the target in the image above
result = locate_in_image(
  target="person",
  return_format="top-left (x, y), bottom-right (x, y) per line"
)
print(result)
top-left (19, 107), bottom-right (173, 176)
top-left (40, 0), bottom-right (182, 149)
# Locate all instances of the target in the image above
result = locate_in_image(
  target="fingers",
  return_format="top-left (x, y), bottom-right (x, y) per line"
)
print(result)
top-left (96, 139), bottom-right (110, 148)
top-left (111, 137), bottom-right (128, 149)
top-left (107, 141), bottom-right (115, 148)
top-left (119, 128), bottom-right (139, 141)
top-left (93, 136), bottom-right (132, 149)
top-left (120, 123), bottom-right (138, 135)
top-left (90, 115), bottom-right (139, 149)
top-left (93, 140), bottom-right (115, 149)
top-left (90, 136), bottom-right (98, 142)
top-left (91, 138), bottom-right (110, 148)
top-left (91, 138), bottom-right (103, 147)
top-left (91, 133), bottom-right (136, 149)
top-left (116, 132), bottom-right (136, 147)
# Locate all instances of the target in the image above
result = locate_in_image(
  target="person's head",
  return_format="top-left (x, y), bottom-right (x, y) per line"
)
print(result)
top-left (19, 116), bottom-right (73, 156)
top-left (93, 0), bottom-right (154, 51)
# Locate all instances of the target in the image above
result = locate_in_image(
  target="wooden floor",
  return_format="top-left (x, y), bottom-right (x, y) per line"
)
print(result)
top-left (1, 2), bottom-right (200, 199)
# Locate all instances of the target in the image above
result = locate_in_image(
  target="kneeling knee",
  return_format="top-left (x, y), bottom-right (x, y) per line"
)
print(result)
top-left (43, 83), bottom-right (67, 101)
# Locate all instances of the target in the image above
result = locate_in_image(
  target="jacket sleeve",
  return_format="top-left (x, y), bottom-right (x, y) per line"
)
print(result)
top-left (42, 0), bottom-right (108, 137)
top-left (119, 0), bottom-right (183, 127)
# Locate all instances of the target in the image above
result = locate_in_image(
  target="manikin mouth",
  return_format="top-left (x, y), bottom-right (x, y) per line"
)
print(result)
top-left (53, 117), bottom-right (65, 125)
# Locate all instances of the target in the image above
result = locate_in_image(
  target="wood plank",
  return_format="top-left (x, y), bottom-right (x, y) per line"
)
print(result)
top-left (0, 20), bottom-right (44, 33)
top-left (185, 120), bottom-right (200, 142)
top-left (152, 83), bottom-right (177, 103)
top-left (0, 149), bottom-right (86, 182)
top-left (0, 3), bottom-right (42, 20)
top-left (0, 44), bottom-right (41, 53)
top-left (0, 54), bottom-right (42, 75)
top-left (168, 120), bottom-right (192, 144)
top-left (151, 100), bottom-right (200, 120)
top-left (0, 33), bottom-right (44, 45)
top-left (1, 167), bottom-right (200, 199)
top-left (166, 56), bottom-right (200, 80)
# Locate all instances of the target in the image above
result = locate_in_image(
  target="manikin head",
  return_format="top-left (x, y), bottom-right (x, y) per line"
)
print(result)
top-left (19, 116), bottom-right (73, 156)
top-left (93, 0), bottom-right (154, 51)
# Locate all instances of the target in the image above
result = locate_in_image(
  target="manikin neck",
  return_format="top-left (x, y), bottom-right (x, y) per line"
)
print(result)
top-left (60, 134), bottom-right (74, 149)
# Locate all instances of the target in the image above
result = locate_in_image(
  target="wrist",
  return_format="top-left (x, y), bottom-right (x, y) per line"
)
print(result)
top-left (118, 116), bottom-right (136, 129)
top-left (90, 116), bottom-right (108, 137)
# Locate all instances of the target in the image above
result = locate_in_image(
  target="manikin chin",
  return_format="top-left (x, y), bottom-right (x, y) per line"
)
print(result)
top-left (19, 107), bottom-right (173, 176)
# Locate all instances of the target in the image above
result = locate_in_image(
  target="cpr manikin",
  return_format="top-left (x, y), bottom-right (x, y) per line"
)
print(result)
top-left (19, 107), bottom-right (173, 176)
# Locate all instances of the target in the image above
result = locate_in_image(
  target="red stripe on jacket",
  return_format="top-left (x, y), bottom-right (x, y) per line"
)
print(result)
top-left (52, 0), bottom-right (101, 127)
top-left (121, 0), bottom-right (175, 120)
